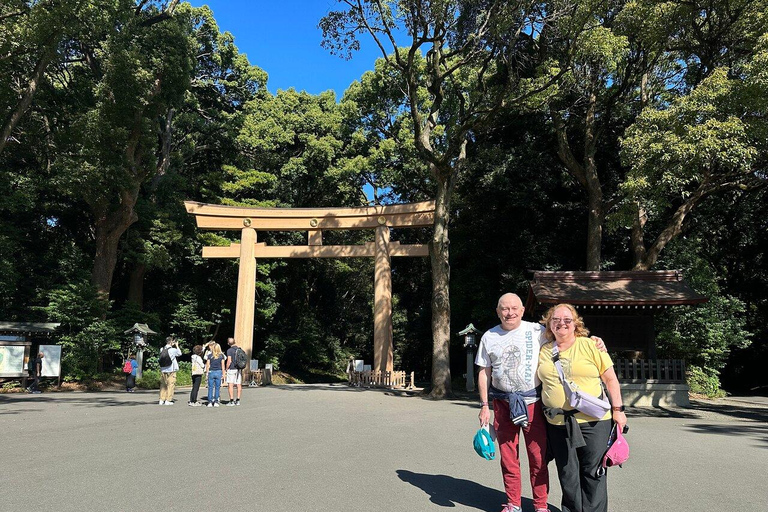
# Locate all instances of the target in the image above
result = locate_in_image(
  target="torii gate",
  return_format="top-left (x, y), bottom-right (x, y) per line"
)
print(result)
top-left (184, 200), bottom-right (435, 374)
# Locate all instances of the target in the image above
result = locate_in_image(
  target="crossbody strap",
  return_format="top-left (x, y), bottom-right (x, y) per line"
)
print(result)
top-left (551, 345), bottom-right (575, 400)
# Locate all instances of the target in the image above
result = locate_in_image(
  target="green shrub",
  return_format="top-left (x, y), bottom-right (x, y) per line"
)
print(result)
top-left (137, 370), bottom-right (160, 389)
top-left (136, 367), bottom-right (192, 389)
top-left (144, 355), bottom-right (159, 371)
top-left (2, 381), bottom-right (21, 391)
top-left (175, 364), bottom-right (192, 387)
top-left (687, 366), bottom-right (726, 398)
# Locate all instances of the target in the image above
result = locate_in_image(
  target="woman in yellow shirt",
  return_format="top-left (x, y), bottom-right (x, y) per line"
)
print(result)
top-left (537, 304), bottom-right (626, 512)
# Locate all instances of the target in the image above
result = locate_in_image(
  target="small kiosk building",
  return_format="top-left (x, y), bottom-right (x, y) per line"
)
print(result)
top-left (525, 271), bottom-right (707, 406)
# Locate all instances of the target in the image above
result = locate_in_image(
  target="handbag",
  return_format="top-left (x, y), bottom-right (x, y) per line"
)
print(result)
top-left (552, 345), bottom-right (612, 419)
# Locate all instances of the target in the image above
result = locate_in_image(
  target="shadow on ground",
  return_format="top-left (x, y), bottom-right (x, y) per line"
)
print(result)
top-left (0, 393), bottom-right (153, 411)
top-left (396, 469), bottom-right (562, 512)
top-left (684, 423), bottom-right (768, 447)
top-left (689, 400), bottom-right (768, 422)
top-left (271, 383), bottom-right (424, 398)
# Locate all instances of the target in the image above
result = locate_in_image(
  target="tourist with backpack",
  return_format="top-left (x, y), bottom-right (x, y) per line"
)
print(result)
top-left (27, 352), bottom-right (43, 393)
top-left (159, 336), bottom-right (182, 405)
top-left (225, 337), bottom-right (246, 406)
top-left (205, 342), bottom-right (226, 407)
top-left (123, 354), bottom-right (138, 392)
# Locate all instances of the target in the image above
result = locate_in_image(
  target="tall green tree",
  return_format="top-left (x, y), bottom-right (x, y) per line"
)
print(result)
top-left (538, 0), bottom-right (768, 270)
top-left (620, 34), bottom-right (768, 269)
top-left (120, 4), bottom-right (268, 310)
top-left (0, 0), bottom-right (86, 155)
top-left (320, 0), bottom-right (583, 397)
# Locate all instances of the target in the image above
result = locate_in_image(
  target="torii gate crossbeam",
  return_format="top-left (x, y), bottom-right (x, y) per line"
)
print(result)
top-left (185, 200), bottom-right (435, 374)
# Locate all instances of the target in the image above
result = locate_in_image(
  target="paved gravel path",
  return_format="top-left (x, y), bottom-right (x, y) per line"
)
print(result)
top-left (2, 385), bottom-right (766, 512)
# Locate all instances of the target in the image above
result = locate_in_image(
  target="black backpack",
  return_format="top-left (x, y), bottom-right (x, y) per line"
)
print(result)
top-left (234, 347), bottom-right (247, 370)
top-left (159, 347), bottom-right (172, 367)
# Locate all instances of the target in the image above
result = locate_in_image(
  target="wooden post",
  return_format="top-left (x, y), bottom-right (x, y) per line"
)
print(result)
top-left (374, 224), bottom-right (393, 372)
top-left (234, 227), bottom-right (257, 379)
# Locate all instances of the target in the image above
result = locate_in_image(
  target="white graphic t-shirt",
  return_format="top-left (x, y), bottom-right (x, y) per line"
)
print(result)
top-left (475, 321), bottom-right (547, 404)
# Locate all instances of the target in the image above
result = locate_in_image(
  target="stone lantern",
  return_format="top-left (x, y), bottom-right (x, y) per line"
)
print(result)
top-left (458, 323), bottom-right (481, 392)
top-left (123, 323), bottom-right (157, 379)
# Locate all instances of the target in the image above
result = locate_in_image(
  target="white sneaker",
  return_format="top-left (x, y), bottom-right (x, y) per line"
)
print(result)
top-left (213, 401), bottom-right (220, 407)
top-left (159, 400), bottom-right (165, 405)
top-left (226, 401), bottom-right (235, 406)
top-left (207, 402), bottom-right (213, 408)
top-left (165, 400), bottom-right (174, 405)
top-left (188, 401), bottom-right (193, 406)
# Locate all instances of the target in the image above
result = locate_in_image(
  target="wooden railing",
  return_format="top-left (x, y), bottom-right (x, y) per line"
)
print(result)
top-left (348, 370), bottom-right (415, 389)
top-left (614, 358), bottom-right (686, 383)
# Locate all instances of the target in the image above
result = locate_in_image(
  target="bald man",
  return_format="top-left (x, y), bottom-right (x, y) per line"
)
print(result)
top-left (476, 293), bottom-right (604, 512)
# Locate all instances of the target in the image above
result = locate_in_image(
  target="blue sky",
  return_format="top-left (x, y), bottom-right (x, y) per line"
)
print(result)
top-left (189, 0), bottom-right (386, 97)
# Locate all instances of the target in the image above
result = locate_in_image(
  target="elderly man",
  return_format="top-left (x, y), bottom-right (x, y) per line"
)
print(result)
top-left (476, 293), bottom-right (604, 512)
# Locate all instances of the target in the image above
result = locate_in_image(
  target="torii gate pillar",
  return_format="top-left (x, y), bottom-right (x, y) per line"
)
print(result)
top-left (234, 227), bottom-right (257, 364)
top-left (374, 225), bottom-right (393, 372)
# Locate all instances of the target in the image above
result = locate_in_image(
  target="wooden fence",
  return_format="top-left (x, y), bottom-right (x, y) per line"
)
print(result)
top-left (614, 358), bottom-right (686, 383)
top-left (348, 370), bottom-right (415, 389)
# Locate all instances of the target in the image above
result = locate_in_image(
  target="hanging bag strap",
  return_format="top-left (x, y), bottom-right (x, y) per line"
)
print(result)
top-left (552, 345), bottom-right (575, 399)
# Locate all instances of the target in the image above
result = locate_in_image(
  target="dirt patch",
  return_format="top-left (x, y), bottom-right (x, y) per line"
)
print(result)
top-left (271, 371), bottom-right (305, 385)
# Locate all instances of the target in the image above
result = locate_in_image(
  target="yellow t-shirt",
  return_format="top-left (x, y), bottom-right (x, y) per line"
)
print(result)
top-left (537, 337), bottom-right (614, 425)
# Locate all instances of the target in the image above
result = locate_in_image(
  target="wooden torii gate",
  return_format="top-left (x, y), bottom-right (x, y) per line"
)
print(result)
top-left (184, 200), bottom-right (435, 374)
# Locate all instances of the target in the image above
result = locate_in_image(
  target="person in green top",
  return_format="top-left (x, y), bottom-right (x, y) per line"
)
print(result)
top-left (537, 304), bottom-right (627, 512)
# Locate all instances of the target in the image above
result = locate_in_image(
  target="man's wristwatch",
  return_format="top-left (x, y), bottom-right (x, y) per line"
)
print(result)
top-left (612, 405), bottom-right (625, 412)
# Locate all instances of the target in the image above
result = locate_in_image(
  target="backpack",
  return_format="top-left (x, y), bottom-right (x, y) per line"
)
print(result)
top-left (234, 347), bottom-right (247, 370)
top-left (159, 347), bottom-right (172, 368)
top-left (122, 360), bottom-right (133, 373)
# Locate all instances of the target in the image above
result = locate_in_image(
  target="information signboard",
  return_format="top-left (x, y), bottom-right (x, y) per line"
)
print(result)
top-left (39, 345), bottom-right (62, 377)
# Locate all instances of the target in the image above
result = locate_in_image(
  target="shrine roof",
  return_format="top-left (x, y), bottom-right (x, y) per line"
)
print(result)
top-left (0, 322), bottom-right (60, 335)
top-left (525, 271), bottom-right (708, 310)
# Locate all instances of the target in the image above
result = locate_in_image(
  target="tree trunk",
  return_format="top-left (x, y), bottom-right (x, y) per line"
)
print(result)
top-left (630, 202), bottom-right (647, 268)
top-left (583, 86), bottom-right (603, 271)
top-left (91, 188), bottom-right (140, 299)
top-left (551, 100), bottom-right (603, 271)
top-left (127, 262), bottom-right (147, 309)
top-left (428, 165), bottom-right (455, 398)
top-left (585, 188), bottom-right (603, 271)
top-left (633, 182), bottom-right (710, 270)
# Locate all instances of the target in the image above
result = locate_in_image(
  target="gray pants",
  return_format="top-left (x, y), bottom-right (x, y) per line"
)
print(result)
top-left (547, 419), bottom-right (612, 512)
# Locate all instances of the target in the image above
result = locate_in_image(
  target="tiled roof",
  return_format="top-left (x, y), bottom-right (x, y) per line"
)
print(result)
top-left (526, 271), bottom-right (708, 309)
top-left (0, 322), bottom-right (60, 334)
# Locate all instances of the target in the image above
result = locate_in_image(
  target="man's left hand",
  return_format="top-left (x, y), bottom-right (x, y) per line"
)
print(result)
top-left (591, 336), bottom-right (607, 352)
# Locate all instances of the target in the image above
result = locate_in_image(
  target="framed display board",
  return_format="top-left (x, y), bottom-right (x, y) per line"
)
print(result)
top-left (0, 344), bottom-right (27, 376)
top-left (39, 345), bottom-right (62, 377)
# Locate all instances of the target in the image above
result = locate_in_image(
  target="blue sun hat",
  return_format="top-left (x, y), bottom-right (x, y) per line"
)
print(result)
top-left (473, 425), bottom-right (496, 460)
